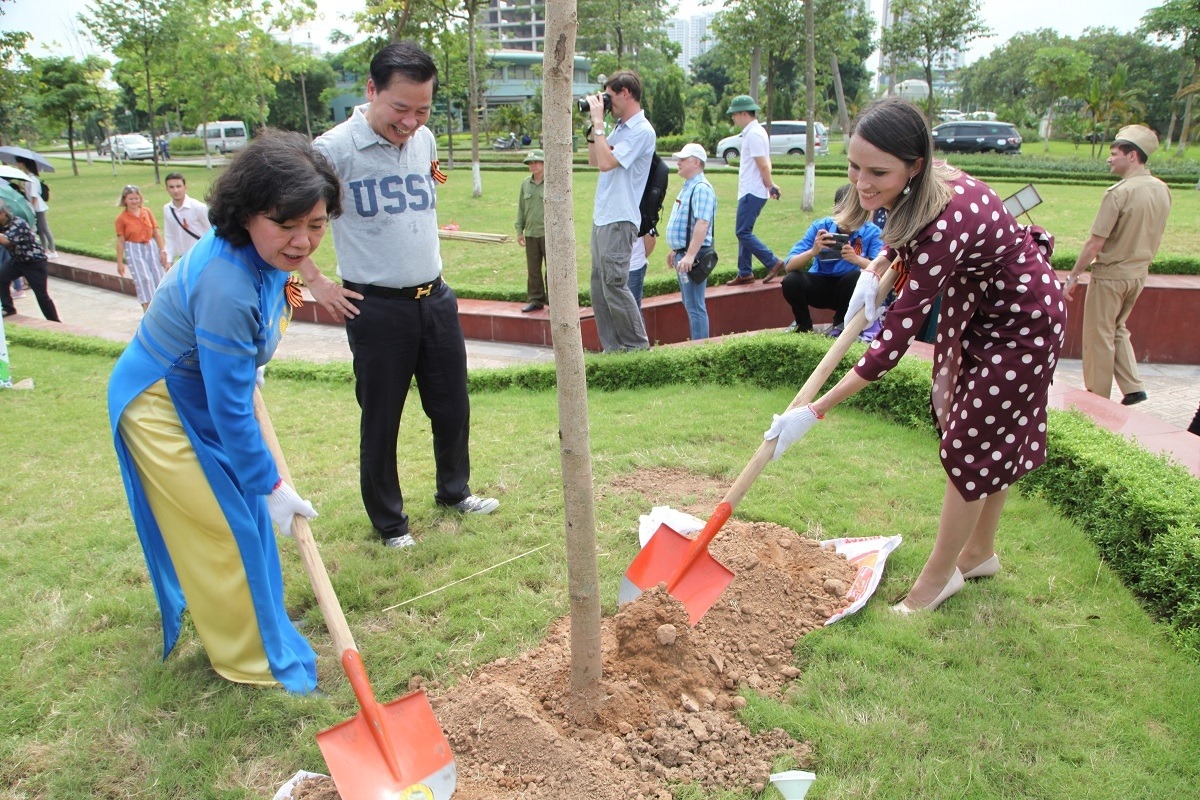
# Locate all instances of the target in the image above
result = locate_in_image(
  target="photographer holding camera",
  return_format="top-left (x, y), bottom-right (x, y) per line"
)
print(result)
top-left (778, 184), bottom-right (884, 339)
top-left (582, 70), bottom-right (654, 352)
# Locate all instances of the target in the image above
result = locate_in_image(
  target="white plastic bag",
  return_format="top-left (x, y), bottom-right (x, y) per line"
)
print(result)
top-left (273, 770), bottom-right (329, 800)
top-left (819, 535), bottom-right (903, 624)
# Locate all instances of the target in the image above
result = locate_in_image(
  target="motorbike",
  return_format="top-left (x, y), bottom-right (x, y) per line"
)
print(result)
top-left (492, 132), bottom-right (520, 151)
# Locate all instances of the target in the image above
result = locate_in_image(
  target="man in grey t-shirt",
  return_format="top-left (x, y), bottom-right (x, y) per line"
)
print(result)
top-left (304, 42), bottom-right (498, 549)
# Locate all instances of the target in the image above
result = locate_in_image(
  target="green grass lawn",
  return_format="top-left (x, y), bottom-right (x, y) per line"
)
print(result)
top-left (1, 339), bottom-right (1198, 798)
top-left (36, 152), bottom-right (1200, 297)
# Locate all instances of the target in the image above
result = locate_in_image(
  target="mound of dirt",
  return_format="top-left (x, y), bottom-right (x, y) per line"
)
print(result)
top-left (288, 468), bottom-right (857, 799)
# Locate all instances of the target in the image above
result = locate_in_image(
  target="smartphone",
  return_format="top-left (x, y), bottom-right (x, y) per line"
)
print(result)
top-left (818, 232), bottom-right (850, 260)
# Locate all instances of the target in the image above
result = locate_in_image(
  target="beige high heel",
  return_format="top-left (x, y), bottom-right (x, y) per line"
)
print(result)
top-left (961, 554), bottom-right (1000, 579)
top-left (892, 568), bottom-right (965, 615)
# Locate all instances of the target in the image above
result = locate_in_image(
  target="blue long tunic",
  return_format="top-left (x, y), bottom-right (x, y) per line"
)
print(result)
top-left (108, 230), bottom-right (317, 693)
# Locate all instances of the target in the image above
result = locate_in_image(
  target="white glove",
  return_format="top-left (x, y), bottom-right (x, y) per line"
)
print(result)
top-left (255, 366), bottom-right (266, 389)
top-left (266, 481), bottom-right (317, 536)
top-left (764, 405), bottom-right (824, 461)
top-left (845, 269), bottom-right (884, 324)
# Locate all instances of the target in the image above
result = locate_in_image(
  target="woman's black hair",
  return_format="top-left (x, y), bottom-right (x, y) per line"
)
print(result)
top-left (15, 156), bottom-right (39, 176)
top-left (206, 128), bottom-right (342, 247)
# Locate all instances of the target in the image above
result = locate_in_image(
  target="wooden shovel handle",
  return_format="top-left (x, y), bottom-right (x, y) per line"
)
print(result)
top-left (254, 388), bottom-right (358, 657)
top-left (719, 263), bottom-right (901, 515)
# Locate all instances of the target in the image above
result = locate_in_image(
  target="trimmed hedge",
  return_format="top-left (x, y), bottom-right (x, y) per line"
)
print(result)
top-left (7, 325), bottom-right (1197, 659)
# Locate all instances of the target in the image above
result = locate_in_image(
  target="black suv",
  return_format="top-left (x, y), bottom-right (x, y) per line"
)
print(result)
top-left (931, 121), bottom-right (1022, 154)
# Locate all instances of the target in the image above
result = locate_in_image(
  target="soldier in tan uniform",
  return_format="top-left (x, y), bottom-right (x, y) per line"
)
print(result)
top-left (1063, 125), bottom-right (1171, 406)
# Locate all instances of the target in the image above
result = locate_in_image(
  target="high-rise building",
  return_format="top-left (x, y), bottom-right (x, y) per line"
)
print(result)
top-left (666, 13), bottom-right (715, 73)
top-left (483, 0), bottom-right (546, 52)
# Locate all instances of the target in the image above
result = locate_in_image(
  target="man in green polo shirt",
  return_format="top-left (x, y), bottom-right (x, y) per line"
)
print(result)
top-left (515, 149), bottom-right (548, 312)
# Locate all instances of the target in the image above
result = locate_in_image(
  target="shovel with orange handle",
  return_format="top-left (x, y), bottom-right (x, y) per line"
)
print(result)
top-left (254, 389), bottom-right (457, 800)
top-left (619, 264), bottom-right (901, 624)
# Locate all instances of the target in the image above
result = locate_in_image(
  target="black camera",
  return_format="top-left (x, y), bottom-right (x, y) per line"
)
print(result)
top-left (818, 232), bottom-right (851, 261)
top-left (577, 93), bottom-right (611, 114)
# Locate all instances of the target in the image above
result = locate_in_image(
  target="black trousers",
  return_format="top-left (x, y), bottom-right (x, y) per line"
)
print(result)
top-left (0, 256), bottom-right (59, 321)
top-left (345, 282), bottom-right (472, 539)
top-left (780, 269), bottom-right (859, 330)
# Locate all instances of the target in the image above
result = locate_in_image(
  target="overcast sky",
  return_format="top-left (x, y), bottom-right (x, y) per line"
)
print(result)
top-left (4, 0), bottom-right (1166, 66)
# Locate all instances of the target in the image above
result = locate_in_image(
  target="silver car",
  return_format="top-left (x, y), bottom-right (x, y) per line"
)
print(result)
top-left (102, 134), bottom-right (156, 160)
top-left (718, 120), bottom-right (829, 160)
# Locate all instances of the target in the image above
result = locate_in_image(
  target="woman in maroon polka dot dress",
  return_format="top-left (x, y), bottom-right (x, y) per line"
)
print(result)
top-left (764, 97), bottom-right (1067, 613)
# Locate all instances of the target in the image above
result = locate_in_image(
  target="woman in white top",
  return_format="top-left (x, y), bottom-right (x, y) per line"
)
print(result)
top-left (16, 158), bottom-right (56, 258)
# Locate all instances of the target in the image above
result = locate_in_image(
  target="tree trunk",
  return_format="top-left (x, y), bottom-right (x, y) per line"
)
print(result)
top-left (830, 53), bottom-right (850, 153)
top-left (1043, 104), bottom-right (1054, 152)
top-left (468, 8), bottom-right (482, 197)
top-left (750, 47), bottom-right (761, 103)
top-left (300, 70), bottom-right (313, 140)
top-left (543, 0), bottom-right (603, 694)
top-left (443, 50), bottom-right (456, 170)
top-left (802, 0), bottom-right (815, 212)
top-left (67, 115), bottom-right (78, 176)
top-left (1176, 57), bottom-right (1197, 159)
top-left (144, 60), bottom-right (161, 185)
top-left (923, 62), bottom-right (935, 125)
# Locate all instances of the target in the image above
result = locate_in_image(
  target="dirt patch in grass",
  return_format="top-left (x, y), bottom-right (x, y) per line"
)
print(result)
top-left (288, 467), bottom-right (856, 799)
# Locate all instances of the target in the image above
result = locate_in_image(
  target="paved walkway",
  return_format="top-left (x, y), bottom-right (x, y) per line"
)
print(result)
top-left (6, 276), bottom-right (556, 370)
top-left (7, 276), bottom-right (1198, 476)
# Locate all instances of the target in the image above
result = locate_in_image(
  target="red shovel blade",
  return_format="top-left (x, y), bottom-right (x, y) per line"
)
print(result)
top-left (317, 652), bottom-right (456, 800)
top-left (620, 508), bottom-right (735, 625)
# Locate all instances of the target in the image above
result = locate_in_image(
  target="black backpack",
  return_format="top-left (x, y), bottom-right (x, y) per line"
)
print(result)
top-left (39, 180), bottom-right (49, 202)
top-left (638, 152), bottom-right (669, 237)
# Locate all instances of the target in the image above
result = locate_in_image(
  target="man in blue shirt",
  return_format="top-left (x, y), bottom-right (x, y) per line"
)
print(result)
top-left (663, 143), bottom-right (717, 340)
top-left (584, 70), bottom-right (654, 352)
top-left (778, 184), bottom-right (882, 336)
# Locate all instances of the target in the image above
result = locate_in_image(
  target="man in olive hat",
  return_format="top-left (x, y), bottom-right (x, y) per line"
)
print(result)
top-left (515, 149), bottom-right (548, 312)
top-left (1062, 124), bottom-right (1171, 406)
top-left (726, 94), bottom-right (784, 286)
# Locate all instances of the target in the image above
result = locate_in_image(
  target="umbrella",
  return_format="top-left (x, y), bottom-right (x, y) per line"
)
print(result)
top-left (0, 165), bottom-right (30, 182)
top-left (0, 146), bottom-right (56, 173)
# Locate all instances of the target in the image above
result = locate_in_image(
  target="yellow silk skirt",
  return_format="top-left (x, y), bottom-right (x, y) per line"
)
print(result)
top-left (119, 380), bottom-right (276, 687)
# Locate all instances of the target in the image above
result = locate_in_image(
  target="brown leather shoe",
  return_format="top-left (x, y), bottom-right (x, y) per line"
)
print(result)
top-left (725, 274), bottom-right (756, 286)
top-left (763, 260), bottom-right (785, 283)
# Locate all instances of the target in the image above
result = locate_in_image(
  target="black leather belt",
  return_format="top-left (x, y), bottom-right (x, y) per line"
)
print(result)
top-left (344, 277), bottom-right (444, 300)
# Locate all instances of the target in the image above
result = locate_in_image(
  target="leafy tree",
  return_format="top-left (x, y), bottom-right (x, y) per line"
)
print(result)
top-left (269, 50), bottom-right (339, 136)
top-left (33, 56), bottom-right (111, 174)
top-left (0, 1), bottom-right (36, 144)
top-left (1078, 27), bottom-right (1177, 138)
top-left (1026, 46), bottom-right (1091, 150)
top-left (959, 29), bottom-right (1063, 123)
top-left (711, 0), bottom-right (806, 125)
top-left (646, 68), bottom-right (686, 136)
top-left (80, 0), bottom-right (183, 183)
top-left (576, 0), bottom-right (671, 68)
top-left (881, 0), bottom-right (990, 121)
top-left (691, 45), bottom-right (736, 100)
top-left (1141, 0), bottom-right (1200, 155)
top-left (1081, 63), bottom-right (1144, 156)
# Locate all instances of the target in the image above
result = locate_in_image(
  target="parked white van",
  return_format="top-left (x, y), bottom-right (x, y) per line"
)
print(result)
top-left (195, 121), bottom-right (248, 153)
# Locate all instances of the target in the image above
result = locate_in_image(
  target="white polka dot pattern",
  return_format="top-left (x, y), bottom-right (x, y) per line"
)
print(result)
top-left (853, 172), bottom-right (1067, 500)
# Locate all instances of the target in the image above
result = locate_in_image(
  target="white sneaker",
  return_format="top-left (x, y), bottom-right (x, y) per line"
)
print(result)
top-left (46, 251), bottom-right (58, 259)
top-left (445, 494), bottom-right (499, 514)
top-left (383, 534), bottom-right (416, 548)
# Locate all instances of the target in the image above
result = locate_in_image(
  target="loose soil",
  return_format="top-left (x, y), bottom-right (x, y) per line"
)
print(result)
top-left (287, 467), bottom-right (857, 800)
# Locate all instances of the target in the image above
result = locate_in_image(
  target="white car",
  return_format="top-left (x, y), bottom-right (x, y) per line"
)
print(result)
top-left (717, 120), bottom-right (829, 160)
top-left (100, 134), bottom-right (156, 160)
